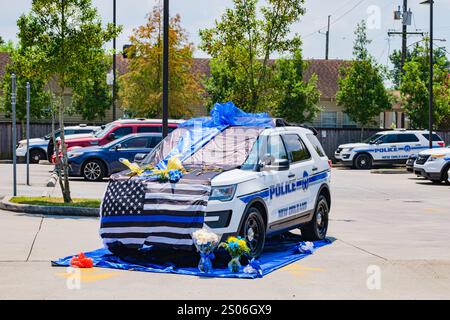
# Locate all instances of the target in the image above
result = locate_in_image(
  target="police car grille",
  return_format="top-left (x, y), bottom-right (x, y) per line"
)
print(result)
top-left (416, 155), bottom-right (430, 165)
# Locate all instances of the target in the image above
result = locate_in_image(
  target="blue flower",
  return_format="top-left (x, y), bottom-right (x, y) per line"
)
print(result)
top-left (168, 169), bottom-right (183, 183)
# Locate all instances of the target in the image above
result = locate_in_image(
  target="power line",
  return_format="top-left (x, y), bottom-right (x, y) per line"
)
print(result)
top-left (303, 0), bottom-right (368, 39)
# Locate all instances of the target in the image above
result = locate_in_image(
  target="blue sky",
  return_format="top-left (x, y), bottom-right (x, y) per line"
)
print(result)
top-left (1, 0), bottom-right (450, 65)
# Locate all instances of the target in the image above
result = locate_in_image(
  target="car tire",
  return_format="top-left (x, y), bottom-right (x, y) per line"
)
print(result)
top-left (442, 166), bottom-right (450, 185)
top-left (354, 154), bottom-right (372, 170)
top-left (82, 159), bottom-right (105, 181)
top-left (300, 195), bottom-right (329, 241)
top-left (29, 149), bottom-right (46, 164)
top-left (239, 206), bottom-right (266, 258)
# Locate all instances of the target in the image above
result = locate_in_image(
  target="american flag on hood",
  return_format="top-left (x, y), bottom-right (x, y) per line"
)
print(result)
top-left (99, 174), bottom-right (212, 251)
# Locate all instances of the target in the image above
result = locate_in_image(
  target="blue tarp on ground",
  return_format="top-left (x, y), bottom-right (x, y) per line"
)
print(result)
top-left (52, 234), bottom-right (333, 279)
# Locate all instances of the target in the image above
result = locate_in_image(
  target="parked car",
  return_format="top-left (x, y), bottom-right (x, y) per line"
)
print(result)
top-left (413, 146), bottom-right (450, 184)
top-left (334, 130), bottom-right (445, 169)
top-left (100, 121), bottom-right (331, 257)
top-left (406, 154), bottom-right (417, 172)
top-left (15, 125), bottom-right (99, 163)
top-left (68, 133), bottom-right (162, 181)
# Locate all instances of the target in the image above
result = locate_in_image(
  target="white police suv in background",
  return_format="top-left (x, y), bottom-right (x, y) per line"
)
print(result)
top-left (413, 146), bottom-right (450, 184)
top-left (205, 125), bottom-right (332, 257)
top-left (334, 130), bottom-right (445, 169)
top-left (15, 125), bottom-right (99, 163)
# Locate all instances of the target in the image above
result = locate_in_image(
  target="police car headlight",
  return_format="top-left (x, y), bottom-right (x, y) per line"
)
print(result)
top-left (209, 185), bottom-right (236, 201)
top-left (429, 154), bottom-right (444, 162)
top-left (68, 152), bottom-right (84, 159)
top-left (343, 147), bottom-right (354, 152)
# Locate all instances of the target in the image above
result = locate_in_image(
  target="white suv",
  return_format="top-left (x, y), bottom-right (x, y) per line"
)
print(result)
top-left (335, 130), bottom-right (445, 169)
top-left (413, 146), bottom-right (450, 184)
top-left (101, 123), bottom-right (332, 257)
top-left (204, 126), bottom-right (331, 256)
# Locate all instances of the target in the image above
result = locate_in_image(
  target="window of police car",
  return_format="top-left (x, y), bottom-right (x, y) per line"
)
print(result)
top-left (397, 134), bottom-right (419, 143)
top-left (306, 134), bottom-right (326, 157)
top-left (282, 134), bottom-right (311, 163)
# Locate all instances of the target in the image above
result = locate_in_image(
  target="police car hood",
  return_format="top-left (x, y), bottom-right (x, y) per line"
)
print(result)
top-left (419, 147), bottom-right (450, 156)
top-left (338, 142), bottom-right (368, 149)
top-left (211, 168), bottom-right (257, 186)
top-left (18, 137), bottom-right (47, 145)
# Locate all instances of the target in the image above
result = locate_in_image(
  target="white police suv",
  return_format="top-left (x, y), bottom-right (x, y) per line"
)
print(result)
top-left (204, 125), bottom-right (332, 256)
top-left (103, 121), bottom-right (332, 258)
top-left (334, 130), bottom-right (445, 169)
top-left (413, 146), bottom-right (450, 184)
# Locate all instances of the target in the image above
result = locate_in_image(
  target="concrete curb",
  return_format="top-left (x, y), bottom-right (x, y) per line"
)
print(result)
top-left (371, 169), bottom-right (410, 174)
top-left (0, 196), bottom-right (99, 217)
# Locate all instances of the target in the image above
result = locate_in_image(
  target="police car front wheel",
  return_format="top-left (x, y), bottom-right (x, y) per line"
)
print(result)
top-left (354, 154), bottom-right (372, 170)
top-left (239, 207), bottom-right (266, 258)
top-left (300, 195), bottom-right (329, 241)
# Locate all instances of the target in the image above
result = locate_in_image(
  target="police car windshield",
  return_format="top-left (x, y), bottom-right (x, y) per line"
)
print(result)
top-left (364, 133), bottom-right (383, 144)
top-left (141, 126), bottom-right (263, 169)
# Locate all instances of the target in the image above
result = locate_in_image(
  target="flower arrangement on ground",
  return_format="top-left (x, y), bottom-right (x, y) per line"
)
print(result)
top-left (220, 236), bottom-right (250, 272)
top-left (192, 229), bottom-right (219, 273)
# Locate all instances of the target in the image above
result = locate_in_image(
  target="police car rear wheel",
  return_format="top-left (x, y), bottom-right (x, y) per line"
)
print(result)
top-left (240, 207), bottom-right (266, 258)
top-left (300, 195), bottom-right (329, 241)
top-left (355, 154), bottom-right (372, 170)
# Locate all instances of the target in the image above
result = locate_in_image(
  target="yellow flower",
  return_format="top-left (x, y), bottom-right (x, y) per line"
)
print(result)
top-left (227, 236), bottom-right (238, 243)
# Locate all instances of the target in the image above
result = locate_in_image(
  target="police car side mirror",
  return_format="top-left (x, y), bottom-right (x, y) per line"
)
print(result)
top-left (260, 155), bottom-right (290, 171)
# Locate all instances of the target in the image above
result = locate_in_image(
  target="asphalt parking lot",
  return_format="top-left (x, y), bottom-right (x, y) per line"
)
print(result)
top-left (0, 163), bottom-right (449, 299)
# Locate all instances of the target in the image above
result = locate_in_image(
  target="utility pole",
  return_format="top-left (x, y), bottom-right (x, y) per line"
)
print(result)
top-left (162, 0), bottom-right (169, 138)
top-left (319, 15), bottom-right (331, 60)
top-left (401, 0), bottom-right (408, 72)
top-left (112, 0), bottom-right (117, 121)
top-left (326, 15), bottom-right (330, 60)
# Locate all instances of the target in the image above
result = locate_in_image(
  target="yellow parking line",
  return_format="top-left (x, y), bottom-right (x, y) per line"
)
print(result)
top-left (56, 268), bottom-right (121, 283)
top-left (281, 264), bottom-right (325, 277)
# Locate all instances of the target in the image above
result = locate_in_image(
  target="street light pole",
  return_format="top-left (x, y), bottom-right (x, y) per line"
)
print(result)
top-left (428, 0), bottom-right (433, 149)
top-left (112, 0), bottom-right (117, 121)
top-left (162, 0), bottom-right (169, 138)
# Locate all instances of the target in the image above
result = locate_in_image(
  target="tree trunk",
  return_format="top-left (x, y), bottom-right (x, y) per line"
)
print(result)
top-left (58, 90), bottom-right (72, 203)
top-left (360, 126), bottom-right (365, 142)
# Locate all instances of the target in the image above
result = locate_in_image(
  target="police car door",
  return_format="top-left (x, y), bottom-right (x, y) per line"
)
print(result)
top-left (374, 134), bottom-right (398, 161)
top-left (262, 134), bottom-right (295, 225)
top-left (280, 133), bottom-right (313, 219)
top-left (396, 133), bottom-right (420, 159)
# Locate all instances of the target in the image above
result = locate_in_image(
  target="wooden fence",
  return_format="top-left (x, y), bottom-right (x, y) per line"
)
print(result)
top-left (1, 122), bottom-right (450, 160)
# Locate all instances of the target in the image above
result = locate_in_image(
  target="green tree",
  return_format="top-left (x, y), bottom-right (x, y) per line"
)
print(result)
top-left (336, 21), bottom-right (392, 138)
top-left (119, 4), bottom-right (203, 118)
top-left (390, 43), bottom-right (450, 89)
top-left (399, 40), bottom-right (450, 129)
top-left (1, 46), bottom-right (52, 125)
top-left (17, 0), bottom-right (120, 203)
top-left (199, 0), bottom-right (306, 112)
top-left (70, 54), bottom-right (112, 121)
top-left (271, 50), bottom-right (321, 123)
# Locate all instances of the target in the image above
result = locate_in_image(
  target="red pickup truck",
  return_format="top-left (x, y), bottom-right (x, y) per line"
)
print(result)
top-left (53, 119), bottom-right (183, 161)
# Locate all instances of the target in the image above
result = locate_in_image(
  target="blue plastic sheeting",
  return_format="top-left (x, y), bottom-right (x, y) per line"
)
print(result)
top-left (180, 101), bottom-right (274, 129)
top-left (157, 101), bottom-right (273, 169)
top-left (52, 234), bottom-right (333, 279)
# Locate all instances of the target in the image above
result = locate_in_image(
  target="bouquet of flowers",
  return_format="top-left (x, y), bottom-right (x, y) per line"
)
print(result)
top-left (297, 241), bottom-right (315, 254)
top-left (220, 236), bottom-right (250, 273)
top-left (192, 229), bottom-right (219, 273)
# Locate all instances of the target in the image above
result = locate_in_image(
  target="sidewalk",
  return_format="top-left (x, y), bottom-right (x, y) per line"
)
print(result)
top-left (0, 163), bottom-right (108, 199)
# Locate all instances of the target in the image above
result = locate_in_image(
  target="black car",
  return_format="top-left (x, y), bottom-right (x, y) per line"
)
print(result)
top-left (406, 154), bottom-right (417, 172)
